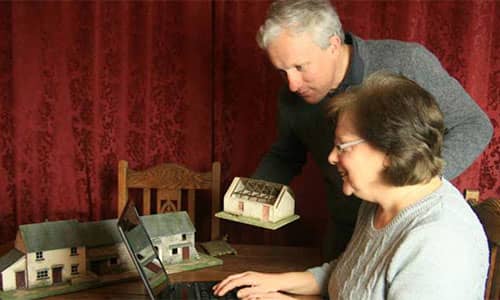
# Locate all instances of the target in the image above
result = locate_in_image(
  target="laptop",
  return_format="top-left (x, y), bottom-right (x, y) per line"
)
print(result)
top-left (117, 199), bottom-right (239, 300)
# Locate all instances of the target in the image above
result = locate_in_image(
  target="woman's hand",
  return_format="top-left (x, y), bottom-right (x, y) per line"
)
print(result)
top-left (237, 291), bottom-right (298, 300)
top-left (213, 270), bottom-right (321, 298)
top-left (213, 271), bottom-right (283, 297)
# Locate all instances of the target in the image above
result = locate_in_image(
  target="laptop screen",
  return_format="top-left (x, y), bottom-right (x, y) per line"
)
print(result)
top-left (117, 200), bottom-right (170, 299)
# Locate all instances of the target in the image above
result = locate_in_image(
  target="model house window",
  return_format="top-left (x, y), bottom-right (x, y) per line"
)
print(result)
top-left (35, 251), bottom-right (44, 261)
top-left (71, 264), bottom-right (79, 275)
top-left (182, 234), bottom-right (187, 240)
top-left (172, 248), bottom-right (178, 255)
top-left (70, 247), bottom-right (78, 256)
top-left (109, 257), bottom-right (118, 265)
top-left (36, 269), bottom-right (49, 280)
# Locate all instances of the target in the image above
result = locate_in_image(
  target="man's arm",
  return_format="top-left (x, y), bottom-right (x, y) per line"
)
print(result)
top-left (252, 88), bottom-right (308, 184)
top-left (405, 45), bottom-right (493, 179)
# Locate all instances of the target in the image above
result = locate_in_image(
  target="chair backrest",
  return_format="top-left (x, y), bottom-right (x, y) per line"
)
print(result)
top-left (466, 192), bottom-right (500, 300)
top-left (117, 160), bottom-right (221, 241)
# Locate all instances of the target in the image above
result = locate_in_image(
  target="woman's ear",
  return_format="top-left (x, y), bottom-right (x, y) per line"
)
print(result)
top-left (383, 154), bottom-right (391, 169)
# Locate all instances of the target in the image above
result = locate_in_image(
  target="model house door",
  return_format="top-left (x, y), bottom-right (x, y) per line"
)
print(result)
top-left (52, 267), bottom-right (63, 284)
top-left (15, 271), bottom-right (25, 289)
top-left (182, 247), bottom-right (189, 260)
top-left (262, 205), bottom-right (269, 221)
top-left (238, 201), bottom-right (244, 214)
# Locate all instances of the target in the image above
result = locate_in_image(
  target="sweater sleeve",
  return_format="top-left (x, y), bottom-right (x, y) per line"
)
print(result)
top-left (386, 224), bottom-right (489, 300)
top-left (307, 260), bottom-right (337, 297)
top-left (403, 45), bottom-right (493, 180)
top-left (252, 88), bottom-right (307, 184)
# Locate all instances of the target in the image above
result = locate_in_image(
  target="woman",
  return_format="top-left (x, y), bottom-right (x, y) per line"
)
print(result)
top-left (213, 72), bottom-right (489, 300)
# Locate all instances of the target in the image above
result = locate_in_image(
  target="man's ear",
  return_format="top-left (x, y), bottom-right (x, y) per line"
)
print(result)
top-left (329, 35), bottom-right (342, 53)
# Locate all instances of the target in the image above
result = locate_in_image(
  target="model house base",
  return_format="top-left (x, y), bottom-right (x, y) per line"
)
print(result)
top-left (217, 177), bottom-right (300, 230)
top-left (215, 211), bottom-right (300, 230)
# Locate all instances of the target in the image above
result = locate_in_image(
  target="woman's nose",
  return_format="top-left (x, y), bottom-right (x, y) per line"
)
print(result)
top-left (328, 147), bottom-right (339, 165)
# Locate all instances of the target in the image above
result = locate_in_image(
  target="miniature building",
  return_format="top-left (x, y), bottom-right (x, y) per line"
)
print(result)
top-left (219, 177), bottom-right (298, 227)
top-left (141, 213), bottom-right (199, 264)
top-left (0, 211), bottom-right (198, 292)
top-left (6, 220), bottom-right (87, 290)
top-left (0, 249), bottom-right (27, 291)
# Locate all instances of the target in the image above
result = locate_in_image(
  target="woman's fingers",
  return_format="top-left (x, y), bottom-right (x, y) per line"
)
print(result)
top-left (213, 271), bottom-right (256, 296)
top-left (240, 291), bottom-right (297, 300)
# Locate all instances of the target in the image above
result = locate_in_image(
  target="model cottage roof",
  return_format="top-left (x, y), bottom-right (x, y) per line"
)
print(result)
top-left (0, 249), bottom-right (24, 272)
top-left (19, 220), bottom-right (82, 252)
top-left (15, 212), bottom-right (195, 253)
top-left (120, 212), bottom-right (195, 252)
top-left (81, 219), bottom-right (123, 248)
top-left (229, 178), bottom-right (293, 205)
top-left (142, 211), bottom-right (195, 237)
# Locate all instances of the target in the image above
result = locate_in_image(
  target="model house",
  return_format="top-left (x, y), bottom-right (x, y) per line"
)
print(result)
top-left (217, 177), bottom-right (299, 229)
top-left (141, 213), bottom-right (199, 264)
top-left (0, 211), bottom-right (198, 293)
top-left (1, 220), bottom-right (88, 291)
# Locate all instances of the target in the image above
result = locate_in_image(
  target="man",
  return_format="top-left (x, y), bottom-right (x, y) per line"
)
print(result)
top-left (252, 0), bottom-right (493, 260)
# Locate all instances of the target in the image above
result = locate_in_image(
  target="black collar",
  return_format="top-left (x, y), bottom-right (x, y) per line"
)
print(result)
top-left (324, 32), bottom-right (364, 100)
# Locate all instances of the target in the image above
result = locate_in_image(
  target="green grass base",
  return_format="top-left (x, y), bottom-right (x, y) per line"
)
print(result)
top-left (0, 254), bottom-right (223, 299)
top-left (215, 211), bottom-right (300, 230)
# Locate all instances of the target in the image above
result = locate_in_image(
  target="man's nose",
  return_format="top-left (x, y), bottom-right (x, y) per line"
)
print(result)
top-left (328, 147), bottom-right (339, 165)
top-left (287, 71), bottom-right (302, 92)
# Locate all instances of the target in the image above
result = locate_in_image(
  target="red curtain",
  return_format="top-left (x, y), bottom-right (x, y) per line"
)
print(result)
top-left (0, 1), bottom-right (498, 246)
top-left (0, 1), bottom-right (214, 242)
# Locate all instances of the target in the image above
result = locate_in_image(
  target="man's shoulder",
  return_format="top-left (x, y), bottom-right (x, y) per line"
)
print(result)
top-left (353, 33), bottom-right (424, 51)
top-left (352, 33), bottom-right (436, 73)
top-left (353, 33), bottom-right (432, 63)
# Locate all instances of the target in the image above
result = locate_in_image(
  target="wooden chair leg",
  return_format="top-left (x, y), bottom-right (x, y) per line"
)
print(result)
top-left (211, 162), bottom-right (221, 240)
top-left (486, 245), bottom-right (497, 300)
top-left (143, 188), bottom-right (151, 215)
top-left (187, 189), bottom-right (195, 225)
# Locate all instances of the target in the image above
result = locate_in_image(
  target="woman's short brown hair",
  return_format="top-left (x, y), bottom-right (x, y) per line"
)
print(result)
top-left (327, 71), bottom-right (445, 186)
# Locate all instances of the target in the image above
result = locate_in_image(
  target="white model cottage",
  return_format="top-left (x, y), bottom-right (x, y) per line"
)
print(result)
top-left (223, 177), bottom-right (295, 223)
top-left (141, 212), bottom-right (199, 264)
top-left (0, 211), bottom-right (198, 292)
top-left (0, 220), bottom-right (87, 291)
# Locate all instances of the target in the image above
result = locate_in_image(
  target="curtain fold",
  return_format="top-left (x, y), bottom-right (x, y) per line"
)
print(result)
top-left (0, 0), bottom-right (498, 246)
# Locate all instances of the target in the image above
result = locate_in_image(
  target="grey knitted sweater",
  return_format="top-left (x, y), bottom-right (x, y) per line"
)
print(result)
top-left (308, 179), bottom-right (489, 300)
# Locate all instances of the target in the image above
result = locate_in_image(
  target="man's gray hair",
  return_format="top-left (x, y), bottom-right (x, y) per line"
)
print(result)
top-left (257, 0), bottom-right (344, 50)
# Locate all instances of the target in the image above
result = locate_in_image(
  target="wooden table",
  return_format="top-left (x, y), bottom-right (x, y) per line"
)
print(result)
top-left (1, 243), bottom-right (323, 299)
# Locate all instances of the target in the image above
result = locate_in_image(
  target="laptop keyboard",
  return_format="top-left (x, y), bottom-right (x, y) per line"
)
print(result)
top-left (164, 281), bottom-right (239, 300)
top-left (194, 281), bottom-right (238, 300)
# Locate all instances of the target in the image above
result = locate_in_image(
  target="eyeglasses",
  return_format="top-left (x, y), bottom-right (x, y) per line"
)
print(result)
top-left (334, 139), bottom-right (365, 154)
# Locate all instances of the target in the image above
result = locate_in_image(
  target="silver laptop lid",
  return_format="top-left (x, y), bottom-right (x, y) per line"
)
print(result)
top-left (117, 200), bottom-right (170, 300)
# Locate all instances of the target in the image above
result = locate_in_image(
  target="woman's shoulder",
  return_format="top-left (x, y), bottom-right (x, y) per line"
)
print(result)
top-left (395, 179), bottom-right (488, 254)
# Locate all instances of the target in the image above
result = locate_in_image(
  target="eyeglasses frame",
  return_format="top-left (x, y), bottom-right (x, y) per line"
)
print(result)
top-left (334, 139), bottom-right (366, 154)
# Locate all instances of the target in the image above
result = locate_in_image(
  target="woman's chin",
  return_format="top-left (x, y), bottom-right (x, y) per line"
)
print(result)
top-left (342, 181), bottom-right (355, 196)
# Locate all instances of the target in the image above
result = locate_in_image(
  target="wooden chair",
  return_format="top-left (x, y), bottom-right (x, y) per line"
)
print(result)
top-left (117, 160), bottom-right (221, 241)
top-left (465, 190), bottom-right (500, 300)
